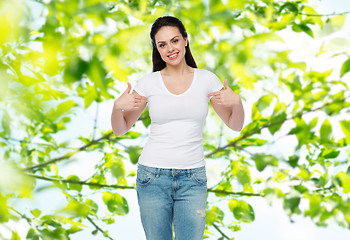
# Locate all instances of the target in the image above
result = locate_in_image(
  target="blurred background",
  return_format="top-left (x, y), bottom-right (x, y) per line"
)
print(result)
top-left (0, 0), bottom-right (350, 239)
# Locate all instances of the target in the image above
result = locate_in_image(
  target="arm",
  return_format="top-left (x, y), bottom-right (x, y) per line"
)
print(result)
top-left (111, 83), bottom-right (148, 136)
top-left (208, 80), bottom-right (245, 131)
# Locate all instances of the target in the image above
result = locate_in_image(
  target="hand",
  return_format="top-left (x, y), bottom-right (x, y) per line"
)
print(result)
top-left (207, 79), bottom-right (241, 107)
top-left (114, 82), bottom-right (148, 112)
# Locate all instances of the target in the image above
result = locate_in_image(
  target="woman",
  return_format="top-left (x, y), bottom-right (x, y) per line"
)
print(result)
top-left (111, 16), bottom-right (244, 240)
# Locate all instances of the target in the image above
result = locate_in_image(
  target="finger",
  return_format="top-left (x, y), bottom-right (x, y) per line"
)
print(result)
top-left (134, 95), bottom-right (142, 101)
top-left (214, 96), bottom-right (222, 102)
top-left (135, 95), bottom-right (149, 102)
top-left (124, 82), bottom-right (132, 94)
top-left (224, 79), bottom-right (229, 89)
top-left (134, 103), bottom-right (142, 109)
top-left (134, 95), bottom-right (148, 101)
top-left (208, 91), bottom-right (221, 97)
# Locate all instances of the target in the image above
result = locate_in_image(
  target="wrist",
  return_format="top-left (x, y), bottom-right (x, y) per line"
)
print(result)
top-left (113, 101), bottom-right (124, 112)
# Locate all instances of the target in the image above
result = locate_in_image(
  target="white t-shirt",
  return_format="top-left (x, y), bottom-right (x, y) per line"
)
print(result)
top-left (133, 68), bottom-right (224, 169)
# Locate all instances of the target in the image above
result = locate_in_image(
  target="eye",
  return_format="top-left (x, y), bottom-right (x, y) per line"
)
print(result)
top-left (173, 39), bottom-right (178, 43)
top-left (159, 44), bottom-right (165, 47)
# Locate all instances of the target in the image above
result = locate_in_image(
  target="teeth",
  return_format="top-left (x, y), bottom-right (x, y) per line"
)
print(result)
top-left (168, 53), bottom-right (178, 57)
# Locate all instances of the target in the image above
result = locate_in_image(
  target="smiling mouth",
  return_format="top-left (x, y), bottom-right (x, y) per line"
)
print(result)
top-left (168, 52), bottom-right (179, 59)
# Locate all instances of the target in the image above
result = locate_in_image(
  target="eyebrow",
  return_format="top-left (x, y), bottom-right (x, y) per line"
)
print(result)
top-left (157, 36), bottom-right (180, 44)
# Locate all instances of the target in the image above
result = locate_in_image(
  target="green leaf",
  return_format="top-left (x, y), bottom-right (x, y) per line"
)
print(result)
top-left (11, 231), bottom-right (21, 240)
top-left (303, 6), bottom-right (323, 28)
top-left (252, 153), bottom-right (278, 171)
top-left (86, 84), bottom-right (99, 108)
top-left (283, 197), bottom-right (300, 213)
top-left (256, 95), bottom-right (273, 113)
top-left (319, 149), bottom-right (340, 159)
top-left (297, 168), bottom-right (310, 180)
top-left (31, 209), bottom-right (42, 218)
top-left (239, 138), bottom-right (267, 147)
top-left (125, 145), bottom-right (142, 164)
top-left (88, 174), bottom-right (106, 190)
top-left (63, 57), bottom-right (89, 84)
top-left (206, 206), bottom-right (224, 225)
top-left (309, 117), bottom-right (318, 129)
top-left (46, 100), bottom-right (77, 121)
top-left (85, 199), bottom-right (98, 214)
top-left (1, 110), bottom-right (11, 137)
top-left (26, 228), bottom-right (40, 240)
top-left (40, 215), bottom-right (62, 228)
top-left (87, 56), bottom-right (108, 97)
top-left (278, 2), bottom-right (299, 14)
top-left (56, 100), bottom-right (77, 117)
top-left (61, 201), bottom-right (90, 217)
top-left (232, 18), bottom-right (256, 32)
top-left (228, 199), bottom-right (255, 222)
top-left (67, 175), bottom-right (82, 192)
top-left (335, 171), bottom-right (350, 193)
top-left (292, 23), bottom-right (314, 38)
top-left (320, 119), bottom-right (332, 141)
top-left (339, 120), bottom-right (350, 144)
top-left (102, 192), bottom-right (129, 215)
top-left (237, 166), bottom-right (251, 186)
top-left (324, 102), bottom-right (344, 116)
top-left (293, 185), bottom-right (308, 193)
top-left (341, 58), bottom-right (350, 77)
top-left (329, 14), bottom-right (346, 31)
top-left (66, 225), bottom-right (83, 235)
top-left (269, 112), bottom-right (287, 134)
top-left (305, 194), bottom-right (322, 218)
top-left (110, 159), bottom-right (125, 179)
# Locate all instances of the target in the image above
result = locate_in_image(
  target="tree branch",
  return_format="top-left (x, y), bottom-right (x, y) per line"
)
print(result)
top-left (86, 216), bottom-right (114, 240)
top-left (208, 189), bottom-right (262, 197)
top-left (212, 223), bottom-right (230, 240)
top-left (25, 132), bottom-right (114, 171)
top-left (26, 172), bottom-right (265, 197)
top-left (26, 173), bottom-right (135, 190)
top-left (9, 207), bottom-right (42, 236)
top-left (92, 102), bottom-right (99, 141)
top-left (24, 116), bottom-right (150, 171)
top-left (299, 10), bottom-right (350, 17)
top-left (205, 97), bottom-right (350, 158)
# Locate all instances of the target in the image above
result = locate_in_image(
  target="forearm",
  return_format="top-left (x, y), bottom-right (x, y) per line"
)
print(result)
top-left (111, 106), bottom-right (128, 137)
top-left (227, 99), bottom-right (245, 131)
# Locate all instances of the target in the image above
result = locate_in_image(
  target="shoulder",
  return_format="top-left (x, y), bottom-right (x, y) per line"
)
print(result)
top-left (195, 68), bottom-right (220, 82)
top-left (136, 71), bottom-right (159, 83)
top-left (196, 68), bottom-right (218, 78)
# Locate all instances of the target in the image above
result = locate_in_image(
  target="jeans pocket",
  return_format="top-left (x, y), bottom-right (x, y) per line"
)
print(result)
top-left (191, 169), bottom-right (207, 186)
top-left (136, 168), bottom-right (155, 186)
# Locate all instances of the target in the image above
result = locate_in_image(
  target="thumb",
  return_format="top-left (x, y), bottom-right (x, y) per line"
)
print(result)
top-left (224, 79), bottom-right (229, 89)
top-left (124, 82), bottom-right (132, 94)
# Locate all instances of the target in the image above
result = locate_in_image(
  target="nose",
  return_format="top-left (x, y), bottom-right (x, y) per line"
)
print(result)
top-left (167, 43), bottom-right (175, 52)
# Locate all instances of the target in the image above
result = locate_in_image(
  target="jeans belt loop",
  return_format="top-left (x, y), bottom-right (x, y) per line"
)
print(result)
top-left (156, 168), bottom-right (160, 178)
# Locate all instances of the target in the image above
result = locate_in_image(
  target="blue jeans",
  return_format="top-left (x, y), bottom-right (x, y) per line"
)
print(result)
top-left (136, 164), bottom-right (207, 240)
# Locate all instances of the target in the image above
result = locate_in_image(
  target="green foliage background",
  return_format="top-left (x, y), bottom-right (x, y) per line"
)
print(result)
top-left (0, 0), bottom-right (350, 239)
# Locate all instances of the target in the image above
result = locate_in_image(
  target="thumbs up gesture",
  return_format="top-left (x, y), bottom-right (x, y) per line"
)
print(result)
top-left (114, 82), bottom-right (149, 112)
top-left (207, 79), bottom-right (241, 107)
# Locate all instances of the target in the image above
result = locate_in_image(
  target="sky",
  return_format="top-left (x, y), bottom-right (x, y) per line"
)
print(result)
top-left (1, 0), bottom-right (350, 240)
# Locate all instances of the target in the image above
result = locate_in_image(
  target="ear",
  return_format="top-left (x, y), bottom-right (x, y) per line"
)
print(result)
top-left (185, 37), bottom-right (188, 47)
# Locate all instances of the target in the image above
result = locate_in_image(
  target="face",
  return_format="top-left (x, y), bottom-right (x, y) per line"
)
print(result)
top-left (154, 26), bottom-right (188, 67)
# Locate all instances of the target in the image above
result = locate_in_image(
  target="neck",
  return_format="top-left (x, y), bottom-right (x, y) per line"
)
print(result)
top-left (164, 59), bottom-right (191, 75)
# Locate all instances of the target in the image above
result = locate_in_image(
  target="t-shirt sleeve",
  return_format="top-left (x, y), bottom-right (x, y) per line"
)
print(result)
top-left (208, 72), bottom-right (224, 100)
top-left (133, 75), bottom-right (148, 97)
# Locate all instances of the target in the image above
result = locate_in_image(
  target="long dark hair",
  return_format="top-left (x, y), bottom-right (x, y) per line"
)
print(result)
top-left (150, 16), bottom-right (197, 72)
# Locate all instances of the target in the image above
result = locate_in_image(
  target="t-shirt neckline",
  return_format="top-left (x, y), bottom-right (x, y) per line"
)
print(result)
top-left (158, 68), bottom-right (197, 97)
